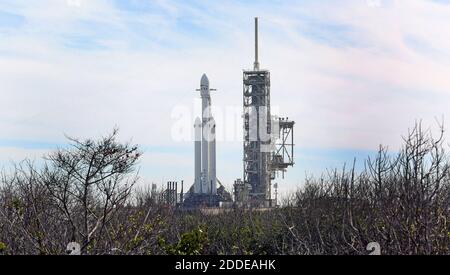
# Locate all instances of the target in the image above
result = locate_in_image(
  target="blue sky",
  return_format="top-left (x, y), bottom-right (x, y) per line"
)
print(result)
top-left (1, 0), bottom-right (450, 195)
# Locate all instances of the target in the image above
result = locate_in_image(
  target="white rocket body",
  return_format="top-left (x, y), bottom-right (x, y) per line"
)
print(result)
top-left (209, 117), bottom-right (216, 195)
top-left (194, 117), bottom-right (202, 193)
top-left (193, 74), bottom-right (217, 195)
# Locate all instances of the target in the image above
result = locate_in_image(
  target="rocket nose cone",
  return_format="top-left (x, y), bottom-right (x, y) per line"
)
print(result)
top-left (194, 117), bottom-right (202, 126)
top-left (200, 74), bottom-right (209, 87)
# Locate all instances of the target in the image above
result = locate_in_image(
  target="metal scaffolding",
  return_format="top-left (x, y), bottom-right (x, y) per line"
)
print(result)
top-left (243, 69), bottom-right (272, 205)
top-left (238, 17), bottom-right (295, 208)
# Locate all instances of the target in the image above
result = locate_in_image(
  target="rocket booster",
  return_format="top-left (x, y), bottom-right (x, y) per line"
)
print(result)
top-left (193, 74), bottom-right (217, 195)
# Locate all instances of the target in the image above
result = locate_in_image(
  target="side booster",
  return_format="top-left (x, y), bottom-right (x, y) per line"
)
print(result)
top-left (193, 74), bottom-right (217, 195)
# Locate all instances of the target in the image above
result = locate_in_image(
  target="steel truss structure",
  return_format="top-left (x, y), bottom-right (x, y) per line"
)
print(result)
top-left (240, 18), bottom-right (295, 207)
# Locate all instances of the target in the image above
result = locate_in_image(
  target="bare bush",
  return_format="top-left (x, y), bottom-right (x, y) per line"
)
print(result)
top-left (0, 123), bottom-right (448, 255)
top-left (289, 122), bottom-right (450, 254)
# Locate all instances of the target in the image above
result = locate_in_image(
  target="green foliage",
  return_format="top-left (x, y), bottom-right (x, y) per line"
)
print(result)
top-left (9, 197), bottom-right (24, 216)
top-left (160, 226), bottom-right (208, 255)
top-left (0, 242), bottom-right (7, 254)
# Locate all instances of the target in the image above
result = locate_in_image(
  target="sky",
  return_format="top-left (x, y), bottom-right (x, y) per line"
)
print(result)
top-left (1, 0), bottom-right (450, 196)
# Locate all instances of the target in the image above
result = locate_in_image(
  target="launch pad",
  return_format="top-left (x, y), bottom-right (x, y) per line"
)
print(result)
top-left (160, 17), bottom-right (295, 209)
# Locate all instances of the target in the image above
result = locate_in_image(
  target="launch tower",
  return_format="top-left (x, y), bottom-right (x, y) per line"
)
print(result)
top-left (239, 17), bottom-right (295, 207)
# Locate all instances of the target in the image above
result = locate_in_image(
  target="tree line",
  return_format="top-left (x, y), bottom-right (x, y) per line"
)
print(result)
top-left (0, 123), bottom-right (449, 255)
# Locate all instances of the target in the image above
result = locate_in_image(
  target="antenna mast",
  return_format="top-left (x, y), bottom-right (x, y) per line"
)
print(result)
top-left (253, 17), bottom-right (260, 71)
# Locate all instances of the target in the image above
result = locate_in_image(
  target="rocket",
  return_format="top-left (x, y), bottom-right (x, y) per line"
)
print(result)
top-left (194, 74), bottom-right (217, 195)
